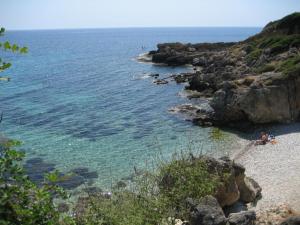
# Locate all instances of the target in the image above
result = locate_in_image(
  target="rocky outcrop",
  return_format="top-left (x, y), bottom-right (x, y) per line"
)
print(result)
top-left (207, 75), bottom-right (300, 125)
top-left (157, 156), bottom-right (261, 224)
top-left (144, 12), bottom-right (300, 126)
top-left (238, 177), bottom-right (262, 203)
top-left (149, 42), bottom-right (235, 66)
top-left (194, 156), bottom-right (261, 207)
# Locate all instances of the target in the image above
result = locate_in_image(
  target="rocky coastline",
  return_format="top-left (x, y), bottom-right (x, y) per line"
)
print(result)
top-left (141, 13), bottom-right (300, 128)
top-left (137, 12), bottom-right (300, 224)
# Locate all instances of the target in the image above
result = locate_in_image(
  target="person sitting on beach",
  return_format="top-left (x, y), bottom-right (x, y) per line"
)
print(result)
top-left (255, 132), bottom-right (269, 145)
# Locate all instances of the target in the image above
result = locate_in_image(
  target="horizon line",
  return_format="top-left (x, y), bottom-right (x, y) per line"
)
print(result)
top-left (6, 25), bottom-right (263, 32)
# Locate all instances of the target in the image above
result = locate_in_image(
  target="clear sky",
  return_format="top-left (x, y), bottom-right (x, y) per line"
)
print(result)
top-left (2, 0), bottom-right (300, 30)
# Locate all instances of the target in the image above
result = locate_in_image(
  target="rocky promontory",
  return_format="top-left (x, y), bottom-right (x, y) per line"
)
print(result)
top-left (144, 12), bottom-right (300, 127)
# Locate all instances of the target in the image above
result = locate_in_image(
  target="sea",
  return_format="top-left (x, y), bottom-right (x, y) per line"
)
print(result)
top-left (0, 27), bottom-right (261, 190)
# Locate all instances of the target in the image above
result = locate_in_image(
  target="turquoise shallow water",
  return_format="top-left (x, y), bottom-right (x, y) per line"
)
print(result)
top-left (0, 27), bottom-right (260, 189)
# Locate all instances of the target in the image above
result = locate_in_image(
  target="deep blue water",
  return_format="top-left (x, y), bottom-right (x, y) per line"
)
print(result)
top-left (0, 27), bottom-right (260, 189)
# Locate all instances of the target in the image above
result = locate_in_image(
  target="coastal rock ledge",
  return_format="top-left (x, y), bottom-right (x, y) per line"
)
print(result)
top-left (144, 12), bottom-right (300, 126)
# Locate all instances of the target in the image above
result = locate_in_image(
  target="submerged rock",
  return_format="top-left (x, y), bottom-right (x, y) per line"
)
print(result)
top-left (55, 173), bottom-right (85, 190)
top-left (24, 157), bottom-right (56, 185)
top-left (71, 167), bottom-right (99, 179)
top-left (83, 186), bottom-right (103, 195)
top-left (24, 158), bottom-right (99, 190)
top-left (153, 79), bottom-right (168, 85)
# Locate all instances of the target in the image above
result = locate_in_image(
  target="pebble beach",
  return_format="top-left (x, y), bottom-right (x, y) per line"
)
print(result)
top-left (234, 123), bottom-right (300, 213)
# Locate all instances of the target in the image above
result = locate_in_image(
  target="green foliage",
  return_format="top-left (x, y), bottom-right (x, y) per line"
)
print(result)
top-left (263, 12), bottom-right (300, 35)
top-left (246, 35), bottom-right (300, 63)
top-left (245, 32), bottom-right (300, 64)
top-left (0, 27), bottom-right (28, 75)
top-left (76, 154), bottom-right (222, 225)
top-left (0, 141), bottom-right (73, 225)
top-left (76, 190), bottom-right (167, 225)
top-left (246, 47), bottom-right (262, 63)
top-left (0, 139), bottom-right (224, 225)
top-left (0, 28), bottom-right (5, 36)
top-left (259, 35), bottom-right (300, 54)
top-left (255, 64), bottom-right (276, 73)
top-left (277, 55), bottom-right (300, 77)
top-left (157, 156), bottom-right (221, 219)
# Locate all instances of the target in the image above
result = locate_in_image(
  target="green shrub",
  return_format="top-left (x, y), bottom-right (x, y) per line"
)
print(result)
top-left (0, 140), bottom-right (226, 225)
top-left (246, 48), bottom-right (262, 62)
top-left (246, 34), bottom-right (300, 63)
top-left (256, 64), bottom-right (276, 73)
top-left (75, 190), bottom-right (167, 225)
top-left (278, 55), bottom-right (300, 77)
top-left (75, 154), bottom-right (223, 225)
top-left (157, 156), bottom-right (221, 218)
top-left (0, 140), bottom-right (73, 225)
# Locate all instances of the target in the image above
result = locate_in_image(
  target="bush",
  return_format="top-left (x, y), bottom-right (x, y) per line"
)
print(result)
top-left (0, 140), bottom-right (73, 225)
top-left (278, 55), bottom-right (300, 77)
top-left (0, 140), bottom-right (225, 225)
top-left (75, 154), bottom-right (223, 225)
top-left (157, 156), bottom-right (221, 218)
top-left (246, 34), bottom-right (300, 63)
top-left (75, 190), bottom-right (167, 225)
top-left (246, 48), bottom-right (262, 63)
top-left (256, 64), bottom-right (276, 73)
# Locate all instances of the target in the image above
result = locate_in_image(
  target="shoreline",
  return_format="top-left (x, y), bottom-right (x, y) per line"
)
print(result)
top-left (232, 123), bottom-right (300, 213)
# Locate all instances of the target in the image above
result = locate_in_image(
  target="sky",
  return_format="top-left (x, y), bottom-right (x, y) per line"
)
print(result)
top-left (2, 0), bottom-right (300, 30)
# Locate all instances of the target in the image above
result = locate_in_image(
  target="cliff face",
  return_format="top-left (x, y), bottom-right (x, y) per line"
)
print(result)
top-left (147, 13), bottom-right (300, 126)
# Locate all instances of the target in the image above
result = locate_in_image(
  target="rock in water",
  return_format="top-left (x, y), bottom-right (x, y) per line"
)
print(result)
top-left (228, 210), bottom-right (256, 225)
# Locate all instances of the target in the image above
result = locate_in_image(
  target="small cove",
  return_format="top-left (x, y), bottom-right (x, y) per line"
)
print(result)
top-left (0, 27), bottom-right (260, 189)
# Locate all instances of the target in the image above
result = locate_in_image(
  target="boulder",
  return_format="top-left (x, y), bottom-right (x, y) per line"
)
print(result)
top-left (214, 174), bottom-right (240, 207)
top-left (201, 157), bottom-right (240, 207)
top-left (188, 76), bottom-right (211, 92)
top-left (192, 56), bottom-right (208, 66)
top-left (228, 210), bottom-right (256, 225)
top-left (238, 177), bottom-right (262, 203)
top-left (187, 196), bottom-right (227, 225)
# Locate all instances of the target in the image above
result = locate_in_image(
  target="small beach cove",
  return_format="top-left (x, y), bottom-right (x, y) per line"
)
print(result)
top-left (233, 123), bottom-right (300, 213)
top-left (0, 28), bottom-right (259, 191)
